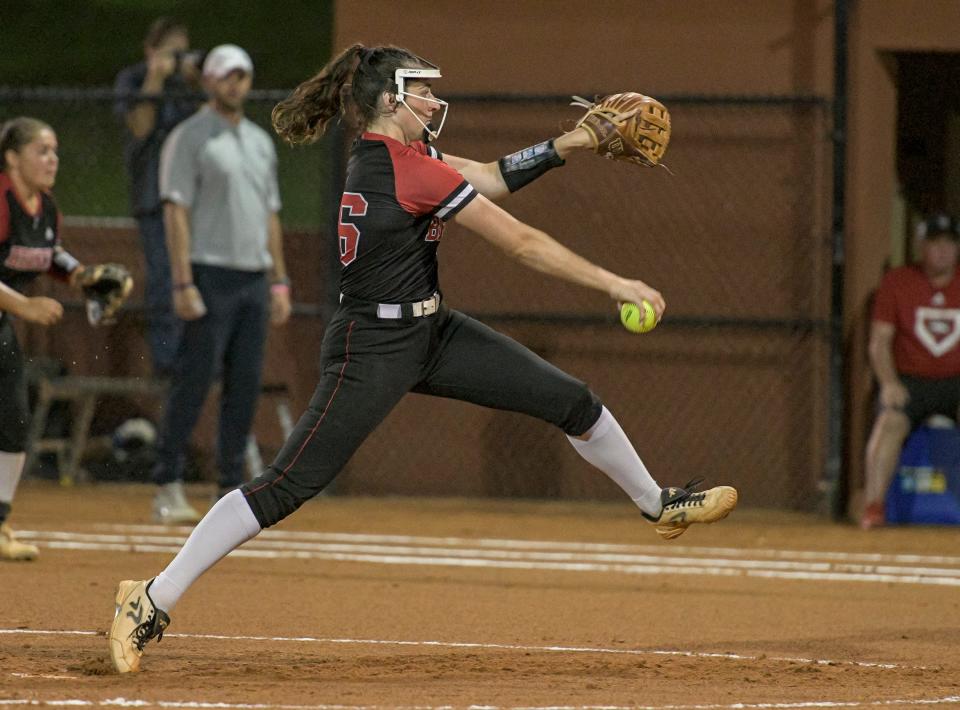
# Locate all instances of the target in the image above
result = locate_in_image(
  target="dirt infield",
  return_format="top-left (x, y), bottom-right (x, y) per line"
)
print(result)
top-left (3, 482), bottom-right (960, 708)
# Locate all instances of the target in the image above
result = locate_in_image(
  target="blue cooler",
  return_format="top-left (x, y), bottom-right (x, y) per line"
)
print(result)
top-left (885, 423), bottom-right (960, 524)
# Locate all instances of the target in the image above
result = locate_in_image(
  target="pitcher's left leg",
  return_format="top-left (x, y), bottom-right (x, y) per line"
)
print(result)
top-left (415, 310), bottom-right (736, 539)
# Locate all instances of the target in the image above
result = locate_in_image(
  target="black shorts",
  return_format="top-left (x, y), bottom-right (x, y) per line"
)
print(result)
top-left (0, 315), bottom-right (29, 452)
top-left (242, 299), bottom-right (602, 527)
top-left (900, 375), bottom-right (960, 428)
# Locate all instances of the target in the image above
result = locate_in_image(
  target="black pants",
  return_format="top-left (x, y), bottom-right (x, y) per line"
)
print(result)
top-left (136, 210), bottom-right (181, 375)
top-left (0, 315), bottom-right (28, 454)
top-left (153, 265), bottom-right (269, 489)
top-left (900, 375), bottom-right (960, 428)
top-left (243, 299), bottom-right (602, 528)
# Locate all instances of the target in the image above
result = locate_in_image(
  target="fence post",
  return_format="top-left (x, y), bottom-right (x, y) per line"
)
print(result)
top-left (826, 0), bottom-right (849, 519)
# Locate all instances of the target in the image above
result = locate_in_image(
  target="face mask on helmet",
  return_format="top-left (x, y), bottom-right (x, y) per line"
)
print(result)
top-left (394, 63), bottom-right (448, 143)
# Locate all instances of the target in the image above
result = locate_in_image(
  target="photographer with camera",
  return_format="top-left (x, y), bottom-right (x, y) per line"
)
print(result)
top-left (114, 17), bottom-right (203, 377)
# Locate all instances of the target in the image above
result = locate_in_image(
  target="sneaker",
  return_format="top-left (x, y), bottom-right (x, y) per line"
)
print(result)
top-left (0, 523), bottom-right (38, 561)
top-left (153, 481), bottom-right (202, 525)
top-left (108, 579), bottom-right (170, 673)
top-left (643, 478), bottom-right (739, 540)
top-left (860, 501), bottom-right (885, 530)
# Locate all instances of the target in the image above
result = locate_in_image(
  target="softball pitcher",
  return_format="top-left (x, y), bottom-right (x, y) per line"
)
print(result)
top-left (109, 44), bottom-right (737, 672)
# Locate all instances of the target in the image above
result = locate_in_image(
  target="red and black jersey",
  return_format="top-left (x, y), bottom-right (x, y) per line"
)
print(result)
top-left (873, 264), bottom-right (960, 378)
top-left (0, 173), bottom-right (70, 293)
top-left (337, 132), bottom-right (477, 302)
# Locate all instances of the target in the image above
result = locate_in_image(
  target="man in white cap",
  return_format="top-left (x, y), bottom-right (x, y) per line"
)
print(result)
top-left (153, 44), bottom-right (291, 524)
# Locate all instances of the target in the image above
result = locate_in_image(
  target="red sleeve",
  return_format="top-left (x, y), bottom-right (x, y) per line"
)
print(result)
top-left (871, 270), bottom-right (899, 324)
top-left (410, 140), bottom-right (444, 161)
top-left (391, 145), bottom-right (477, 221)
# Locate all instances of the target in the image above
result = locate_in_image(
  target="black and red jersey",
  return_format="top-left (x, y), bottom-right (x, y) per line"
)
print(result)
top-left (337, 132), bottom-right (477, 302)
top-left (0, 173), bottom-right (69, 293)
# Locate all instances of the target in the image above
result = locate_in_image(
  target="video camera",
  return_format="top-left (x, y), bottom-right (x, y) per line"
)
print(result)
top-left (173, 49), bottom-right (207, 74)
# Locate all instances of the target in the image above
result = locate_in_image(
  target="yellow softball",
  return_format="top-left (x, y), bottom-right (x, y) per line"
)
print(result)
top-left (619, 300), bottom-right (657, 334)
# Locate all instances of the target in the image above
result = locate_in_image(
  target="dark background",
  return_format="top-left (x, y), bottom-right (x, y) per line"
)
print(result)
top-left (2, 0), bottom-right (333, 88)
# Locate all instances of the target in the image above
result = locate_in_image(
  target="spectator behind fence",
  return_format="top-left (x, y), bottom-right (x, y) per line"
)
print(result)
top-left (862, 212), bottom-right (960, 529)
top-left (150, 44), bottom-right (290, 525)
top-left (114, 17), bottom-right (202, 376)
top-left (0, 117), bottom-right (134, 559)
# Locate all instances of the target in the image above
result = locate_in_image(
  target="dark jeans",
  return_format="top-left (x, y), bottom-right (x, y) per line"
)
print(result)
top-left (153, 265), bottom-right (269, 489)
top-left (136, 211), bottom-right (181, 375)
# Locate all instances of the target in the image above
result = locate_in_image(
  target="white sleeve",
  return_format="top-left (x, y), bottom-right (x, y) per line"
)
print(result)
top-left (159, 124), bottom-right (199, 207)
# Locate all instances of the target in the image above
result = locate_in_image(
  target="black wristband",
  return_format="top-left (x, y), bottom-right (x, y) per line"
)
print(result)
top-left (497, 139), bottom-right (565, 193)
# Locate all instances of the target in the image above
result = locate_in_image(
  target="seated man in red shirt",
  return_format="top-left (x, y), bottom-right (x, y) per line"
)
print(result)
top-left (862, 212), bottom-right (960, 529)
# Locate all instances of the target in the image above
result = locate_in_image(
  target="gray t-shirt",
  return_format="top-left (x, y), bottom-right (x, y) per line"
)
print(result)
top-left (159, 105), bottom-right (281, 271)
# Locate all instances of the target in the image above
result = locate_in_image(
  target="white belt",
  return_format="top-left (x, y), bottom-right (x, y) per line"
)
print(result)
top-left (376, 293), bottom-right (441, 319)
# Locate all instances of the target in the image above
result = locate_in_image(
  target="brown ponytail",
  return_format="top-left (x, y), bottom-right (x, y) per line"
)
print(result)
top-left (273, 43), bottom-right (432, 145)
top-left (272, 43), bottom-right (365, 145)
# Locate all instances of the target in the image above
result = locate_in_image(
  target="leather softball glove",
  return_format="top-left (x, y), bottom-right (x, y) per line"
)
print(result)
top-left (77, 262), bottom-right (134, 326)
top-left (572, 92), bottom-right (671, 167)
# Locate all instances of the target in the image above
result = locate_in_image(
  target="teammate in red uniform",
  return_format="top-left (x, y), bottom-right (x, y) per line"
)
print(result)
top-left (0, 117), bottom-right (107, 560)
top-left (862, 213), bottom-right (960, 529)
top-left (108, 45), bottom-right (738, 673)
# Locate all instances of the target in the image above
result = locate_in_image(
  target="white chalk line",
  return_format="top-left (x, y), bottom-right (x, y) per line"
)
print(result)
top-left (20, 530), bottom-right (960, 577)
top-left (94, 524), bottom-right (960, 567)
top-left (0, 628), bottom-right (928, 671)
top-left (17, 529), bottom-right (960, 587)
top-left (1, 696), bottom-right (960, 709)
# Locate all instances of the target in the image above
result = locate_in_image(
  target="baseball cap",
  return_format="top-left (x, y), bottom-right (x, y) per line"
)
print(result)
top-left (915, 212), bottom-right (960, 240)
top-left (202, 44), bottom-right (253, 79)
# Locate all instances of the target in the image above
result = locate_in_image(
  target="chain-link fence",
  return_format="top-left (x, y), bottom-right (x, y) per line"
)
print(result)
top-left (334, 95), bottom-right (834, 510)
top-left (3, 89), bottom-right (833, 510)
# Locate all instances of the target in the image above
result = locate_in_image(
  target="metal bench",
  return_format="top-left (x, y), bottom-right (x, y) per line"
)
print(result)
top-left (24, 375), bottom-right (294, 486)
top-left (24, 375), bottom-right (168, 485)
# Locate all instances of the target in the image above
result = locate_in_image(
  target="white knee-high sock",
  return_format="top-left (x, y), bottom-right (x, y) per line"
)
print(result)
top-left (0, 451), bottom-right (27, 504)
top-left (567, 407), bottom-right (663, 517)
top-left (149, 490), bottom-right (261, 613)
